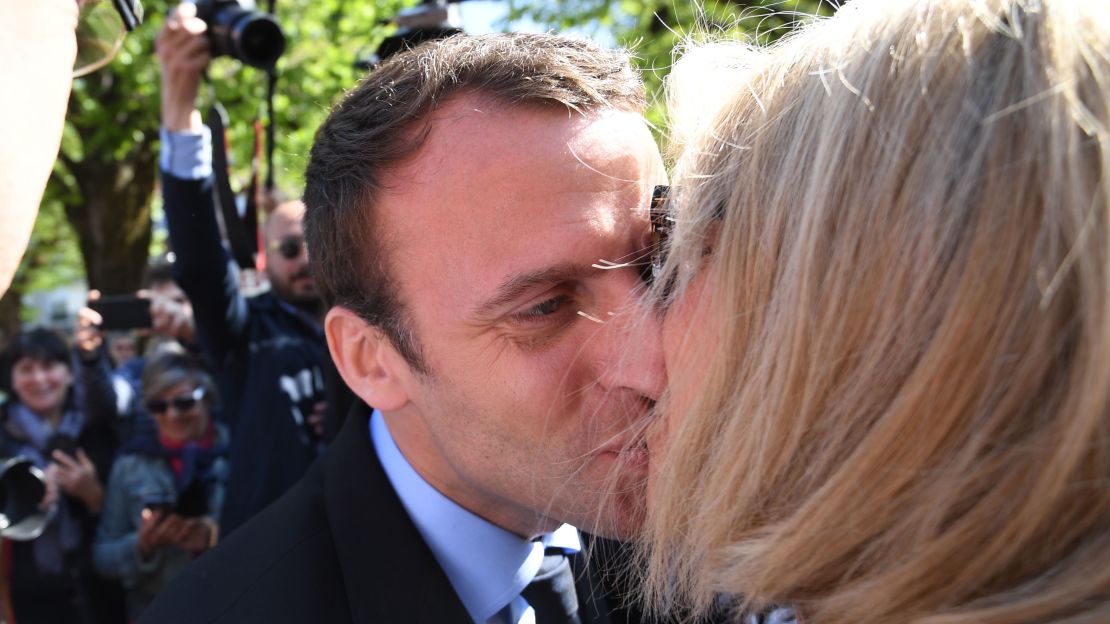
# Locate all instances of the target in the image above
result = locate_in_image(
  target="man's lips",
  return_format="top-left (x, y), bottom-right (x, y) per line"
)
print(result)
top-left (598, 437), bottom-right (650, 471)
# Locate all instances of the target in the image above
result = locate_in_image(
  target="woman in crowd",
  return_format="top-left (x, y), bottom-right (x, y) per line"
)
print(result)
top-left (640, 0), bottom-right (1110, 622)
top-left (93, 349), bottom-right (227, 620)
top-left (0, 326), bottom-right (124, 622)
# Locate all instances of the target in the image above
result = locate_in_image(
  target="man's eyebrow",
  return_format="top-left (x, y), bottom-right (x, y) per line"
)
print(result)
top-left (470, 263), bottom-right (597, 319)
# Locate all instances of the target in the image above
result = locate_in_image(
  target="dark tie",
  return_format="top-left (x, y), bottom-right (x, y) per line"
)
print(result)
top-left (521, 548), bottom-right (581, 624)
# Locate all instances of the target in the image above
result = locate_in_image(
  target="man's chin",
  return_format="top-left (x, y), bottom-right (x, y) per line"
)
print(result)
top-left (580, 497), bottom-right (646, 541)
top-left (280, 290), bottom-right (323, 314)
top-left (562, 480), bottom-right (648, 541)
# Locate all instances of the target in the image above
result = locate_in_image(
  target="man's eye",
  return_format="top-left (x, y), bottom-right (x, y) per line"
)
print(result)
top-left (513, 295), bottom-right (572, 323)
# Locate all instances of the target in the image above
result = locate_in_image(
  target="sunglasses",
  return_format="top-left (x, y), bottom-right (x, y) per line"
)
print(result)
top-left (145, 387), bottom-right (205, 415)
top-left (269, 236), bottom-right (306, 260)
top-left (643, 184), bottom-right (673, 285)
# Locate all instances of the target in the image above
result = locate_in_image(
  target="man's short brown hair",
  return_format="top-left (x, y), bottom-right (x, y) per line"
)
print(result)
top-left (303, 32), bottom-right (646, 373)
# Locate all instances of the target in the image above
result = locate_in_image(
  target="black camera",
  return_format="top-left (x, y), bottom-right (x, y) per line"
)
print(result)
top-left (195, 0), bottom-right (285, 70)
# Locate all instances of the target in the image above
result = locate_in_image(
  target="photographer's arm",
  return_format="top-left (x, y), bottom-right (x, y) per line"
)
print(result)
top-left (73, 303), bottom-right (128, 429)
top-left (158, 5), bottom-right (250, 365)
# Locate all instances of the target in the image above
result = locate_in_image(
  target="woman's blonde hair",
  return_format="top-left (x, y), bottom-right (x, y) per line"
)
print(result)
top-left (645, 1), bottom-right (1110, 622)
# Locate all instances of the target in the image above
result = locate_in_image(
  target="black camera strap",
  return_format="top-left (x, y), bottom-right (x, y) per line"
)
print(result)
top-left (266, 0), bottom-right (277, 192)
top-left (206, 102), bottom-right (260, 270)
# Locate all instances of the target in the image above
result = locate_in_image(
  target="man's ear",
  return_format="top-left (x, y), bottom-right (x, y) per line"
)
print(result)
top-left (325, 307), bottom-right (411, 411)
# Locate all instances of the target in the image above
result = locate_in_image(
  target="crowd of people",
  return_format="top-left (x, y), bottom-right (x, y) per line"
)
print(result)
top-left (1, 0), bottom-right (1108, 622)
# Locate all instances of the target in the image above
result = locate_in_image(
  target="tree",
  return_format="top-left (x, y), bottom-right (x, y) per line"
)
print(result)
top-left (508, 0), bottom-right (836, 134)
top-left (18, 0), bottom-right (410, 310)
top-left (11, 0), bottom-right (832, 337)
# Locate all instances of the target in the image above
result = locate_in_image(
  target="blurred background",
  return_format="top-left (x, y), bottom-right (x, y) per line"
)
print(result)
top-left (5, 0), bottom-right (832, 342)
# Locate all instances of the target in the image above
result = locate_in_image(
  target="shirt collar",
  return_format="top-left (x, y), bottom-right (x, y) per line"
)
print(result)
top-left (370, 410), bottom-right (580, 623)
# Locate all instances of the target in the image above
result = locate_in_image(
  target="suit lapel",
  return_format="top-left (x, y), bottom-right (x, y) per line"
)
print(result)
top-left (322, 402), bottom-right (473, 623)
top-left (576, 537), bottom-right (649, 624)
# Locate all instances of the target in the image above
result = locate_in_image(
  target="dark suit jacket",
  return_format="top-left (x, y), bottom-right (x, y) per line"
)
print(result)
top-left (140, 402), bottom-right (644, 623)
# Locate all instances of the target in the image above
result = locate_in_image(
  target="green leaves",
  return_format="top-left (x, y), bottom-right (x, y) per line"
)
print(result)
top-left (22, 0), bottom-right (831, 308)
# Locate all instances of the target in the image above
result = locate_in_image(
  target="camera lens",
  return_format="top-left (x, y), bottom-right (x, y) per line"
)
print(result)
top-left (230, 12), bottom-right (285, 69)
top-left (203, 1), bottom-right (286, 70)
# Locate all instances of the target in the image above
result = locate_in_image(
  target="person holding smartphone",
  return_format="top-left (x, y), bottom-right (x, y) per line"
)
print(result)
top-left (93, 350), bottom-right (227, 620)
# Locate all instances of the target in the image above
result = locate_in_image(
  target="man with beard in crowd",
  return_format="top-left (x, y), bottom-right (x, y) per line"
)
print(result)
top-left (155, 3), bottom-right (351, 535)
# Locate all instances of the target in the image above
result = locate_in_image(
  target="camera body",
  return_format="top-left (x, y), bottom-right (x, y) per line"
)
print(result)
top-left (194, 0), bottom-right (285, 69)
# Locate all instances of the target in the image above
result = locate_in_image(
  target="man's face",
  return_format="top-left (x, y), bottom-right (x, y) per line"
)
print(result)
top-left (265, 201), bottom-right (317, 307)
top-left (376, 96), bottom-right (666, 539)
top-left (150, 279), bottom-right (188, 305)
top-left (107, 333), bottom-right (137, 367)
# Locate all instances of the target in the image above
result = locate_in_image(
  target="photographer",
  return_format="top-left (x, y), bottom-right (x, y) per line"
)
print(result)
top-left (93, 350), bottom-right (227, 620)
top-left (0, 326), bottom-right (125, 623)
top-left (156, 3), bottom-right (352, 534)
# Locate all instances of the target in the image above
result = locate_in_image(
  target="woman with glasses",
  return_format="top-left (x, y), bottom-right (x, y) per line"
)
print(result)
top-left (638, 0), bottom-right (1110, 622)
top-left (93, 349), bottom-right (228, 620)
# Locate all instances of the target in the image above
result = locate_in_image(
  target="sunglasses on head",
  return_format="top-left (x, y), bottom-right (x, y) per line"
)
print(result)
top-left (642, 185), bottom-right (673, 286)
top-left (269, 236), bottom-right (306, 260)
top-left (641, 184), bottom-right (726, 290)
top-left (145, 387), bottom-right (205, 415)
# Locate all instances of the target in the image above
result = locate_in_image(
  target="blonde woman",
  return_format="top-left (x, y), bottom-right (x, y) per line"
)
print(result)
top-left (640, 0), bottom-right (1110, 622)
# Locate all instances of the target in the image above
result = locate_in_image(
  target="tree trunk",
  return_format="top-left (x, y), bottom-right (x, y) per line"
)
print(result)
top-left (62, 149), bottom-right (156, 295)
top-left (56, 65), bottom-right (160, 297)
top-left (0, 282), bottom-right (23, 347)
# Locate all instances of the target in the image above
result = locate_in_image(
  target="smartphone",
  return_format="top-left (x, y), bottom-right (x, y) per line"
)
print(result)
top-left (45, 433), bottom-right (78, 459)
top-left (89, 295), bottom-right (152, 331)
top-left (141, 492), bottom-right (175, 515)
top-left (173, 480), bottom-right (210, 518)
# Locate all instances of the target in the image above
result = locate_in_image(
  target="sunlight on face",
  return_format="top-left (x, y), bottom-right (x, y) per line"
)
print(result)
top-left (375, 96), bottom-right (667, 538)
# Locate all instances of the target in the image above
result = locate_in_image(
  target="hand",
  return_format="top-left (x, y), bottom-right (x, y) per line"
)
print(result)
top-left (308, 401), bottom-right (326, 439)
top-left (156, 3), bottom-right (210, 132)
top-left (39, 464), bottom-right (61, 511)
top-left (50, 449), bottom-right (104, 513)
top-left (139, 288), bottom-right (196, 343)
top-left (137, 511), bottom-right (209, 556)
top-left (176, 517), bottom-right (216, 552)
top-left (75, 290), bottom-right (104, 356)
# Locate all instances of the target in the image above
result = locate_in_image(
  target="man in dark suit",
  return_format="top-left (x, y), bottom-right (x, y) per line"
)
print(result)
top-left (142, 19), bottom-right (667, 624)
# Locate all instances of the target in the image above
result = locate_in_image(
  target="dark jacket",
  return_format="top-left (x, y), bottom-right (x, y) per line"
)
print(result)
top-left (161, 172), bottom-right (352, 534)
top-left (140, 402), bottom-right (645, 624)
top-left (0, 353), bottom-right (126, 624)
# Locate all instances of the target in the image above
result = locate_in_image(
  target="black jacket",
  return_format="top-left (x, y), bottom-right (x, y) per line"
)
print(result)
top-left (140, 402), bottom-right (645, 624)
top-left (162, 172), bottom-right (353, 534)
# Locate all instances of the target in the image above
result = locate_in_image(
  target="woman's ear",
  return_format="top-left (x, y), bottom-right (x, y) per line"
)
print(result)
top-left (325, 307), bottom-right (411, 412)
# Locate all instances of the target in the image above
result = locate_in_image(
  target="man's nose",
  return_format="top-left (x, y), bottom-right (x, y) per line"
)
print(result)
top-left (594, 296), bottom-right (667, 404)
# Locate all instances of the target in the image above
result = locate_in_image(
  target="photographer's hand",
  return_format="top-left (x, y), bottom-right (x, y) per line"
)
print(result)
top-left (140, 288), bottom-right (197, 344)
top-left (156, 3), bottom-right (210, 133)
top-left (174, 517), bottom-right (216, 553)
top-left (137, 508), bottom-right (169, 556)
top-left (51, 449), bottom-right (104, 514)
top-left (75, 290), bottom-right (105, 358)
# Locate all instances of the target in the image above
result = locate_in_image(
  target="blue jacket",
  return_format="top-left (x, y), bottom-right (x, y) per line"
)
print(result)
top-left (92, 425), bottom-right (229, 619)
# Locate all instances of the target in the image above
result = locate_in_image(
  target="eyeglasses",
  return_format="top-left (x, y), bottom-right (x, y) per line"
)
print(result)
top-left (145, 387), bottom-right (205, 415)
top-left (269, 236), bottom-right (306, 260)
top-left (643, 185), bottom-right (673, 285)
